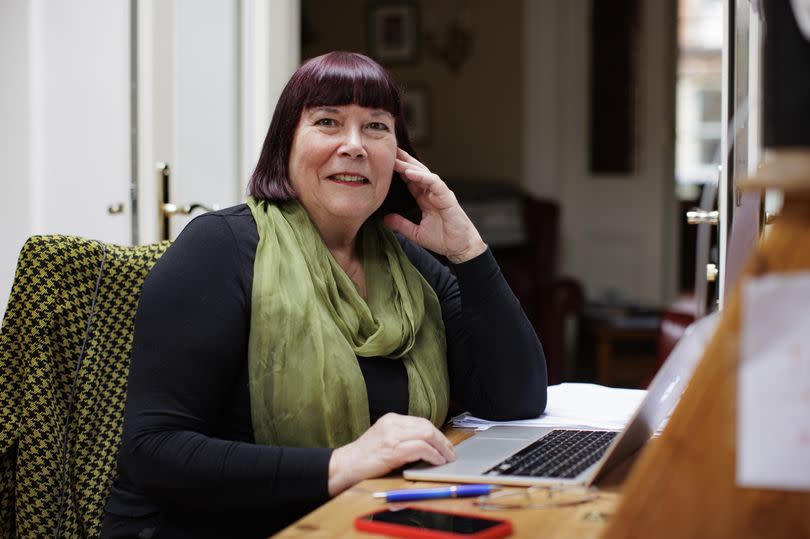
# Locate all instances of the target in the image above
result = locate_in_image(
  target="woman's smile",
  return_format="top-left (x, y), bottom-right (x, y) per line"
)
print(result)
top-left (327, 173), bottom-right (370, 185)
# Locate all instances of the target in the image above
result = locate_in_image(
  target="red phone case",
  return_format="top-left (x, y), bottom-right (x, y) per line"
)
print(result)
top-left (354, 506), bottom-right (513, 539)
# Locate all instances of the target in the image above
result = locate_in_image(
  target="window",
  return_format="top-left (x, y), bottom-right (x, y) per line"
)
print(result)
top-left (675, 0), bottom-right (722, 192)
top-left (698, 88), bottom-right (722, 165)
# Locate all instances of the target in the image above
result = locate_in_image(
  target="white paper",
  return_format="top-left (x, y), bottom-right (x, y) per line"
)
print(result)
top-left (738, 272), bottom-right (810, 491)
top-left (451, 383), bottom-right (647, 431)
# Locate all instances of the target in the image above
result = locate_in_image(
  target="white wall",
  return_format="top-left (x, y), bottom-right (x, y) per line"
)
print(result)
top-left (0, 0), bottom-right (34, 319)
top-left (0, 0), bottom-right (131, 320)
top-left (525, 0), bottom-right (678, 306)
top-left (523, 0), bottom-right (561, 201)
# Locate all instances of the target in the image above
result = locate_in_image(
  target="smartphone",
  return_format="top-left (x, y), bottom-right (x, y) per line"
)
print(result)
top-left (355, 506), bottom-right (512, 539)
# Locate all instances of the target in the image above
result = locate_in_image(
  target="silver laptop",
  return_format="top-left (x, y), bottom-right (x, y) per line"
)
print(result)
top-left (404, 313), bottom-right (717, 487)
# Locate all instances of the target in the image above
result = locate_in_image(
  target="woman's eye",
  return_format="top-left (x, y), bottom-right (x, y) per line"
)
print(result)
top-left (315, 118), bottom-right (337, 127)
top-left (367, 122), bottom-right (390, 131)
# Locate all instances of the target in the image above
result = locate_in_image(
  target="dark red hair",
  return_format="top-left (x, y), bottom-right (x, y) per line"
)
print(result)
top-left (248, 51), bottom-right (419, 220)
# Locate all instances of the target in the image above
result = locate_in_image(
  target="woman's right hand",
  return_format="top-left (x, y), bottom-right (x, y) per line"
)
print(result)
top-left (327, 413), bottom-right (456, 496)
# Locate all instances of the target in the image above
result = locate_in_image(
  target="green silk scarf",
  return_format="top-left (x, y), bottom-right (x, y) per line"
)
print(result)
top-left (246, 197), bottom-right (449, 448)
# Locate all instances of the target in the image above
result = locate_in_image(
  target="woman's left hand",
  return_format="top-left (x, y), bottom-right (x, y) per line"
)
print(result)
top-left (384, 149), bottom-right (487, 264)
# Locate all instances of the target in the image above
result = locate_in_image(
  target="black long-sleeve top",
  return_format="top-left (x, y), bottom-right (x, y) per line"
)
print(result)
top-left (102, 204), bottom-right (547, 539)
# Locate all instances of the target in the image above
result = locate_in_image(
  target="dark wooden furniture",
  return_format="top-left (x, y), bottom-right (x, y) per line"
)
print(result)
top-left (449, 182), bottom-right (585, 384)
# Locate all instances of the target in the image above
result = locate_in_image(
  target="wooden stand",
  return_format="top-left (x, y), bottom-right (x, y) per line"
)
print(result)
top-left (601, 179), bottom-right (810, 537)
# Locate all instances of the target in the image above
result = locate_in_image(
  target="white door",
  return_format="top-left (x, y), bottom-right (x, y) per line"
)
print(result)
top-left (21, 0), bottom-right (133, 245)
top-left (0, 0), bottom-right (132, 318)
top-left (0, 0), bottom-right (300, 318)
top-left (135, 0), bottom-right (301, 243)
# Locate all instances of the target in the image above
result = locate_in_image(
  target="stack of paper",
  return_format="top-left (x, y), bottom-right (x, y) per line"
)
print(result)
top-left (450, 383), bottom-right (646, 431)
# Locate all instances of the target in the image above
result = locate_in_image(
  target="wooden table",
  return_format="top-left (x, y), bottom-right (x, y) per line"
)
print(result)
top-left (274, 428), bottom-right (636, 538)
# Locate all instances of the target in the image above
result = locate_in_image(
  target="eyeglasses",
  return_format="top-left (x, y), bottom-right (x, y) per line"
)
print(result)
top-left (473, 485), bottom-right (600, 511)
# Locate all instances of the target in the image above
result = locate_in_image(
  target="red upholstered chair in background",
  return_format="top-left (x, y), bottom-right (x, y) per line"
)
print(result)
top-left (657, 310), bottom-right (697, 368)
top-left (643, 296), bottom-right (697, 388)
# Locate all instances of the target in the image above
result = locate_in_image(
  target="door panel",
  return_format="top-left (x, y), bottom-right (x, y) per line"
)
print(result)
top-left (1, 0), bottom-right (131, 319)
top-left (139, 0), bottom-right (242, 243)
top-left (33, 0), bottom-right (132, 244)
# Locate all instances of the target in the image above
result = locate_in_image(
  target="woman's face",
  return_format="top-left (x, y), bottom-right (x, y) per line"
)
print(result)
top-left (288, 104), bottom-right (397, 232)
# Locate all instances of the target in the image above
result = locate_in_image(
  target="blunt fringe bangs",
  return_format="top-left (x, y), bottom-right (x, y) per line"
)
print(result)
top-left (248, 51), bottom-right (419, 220)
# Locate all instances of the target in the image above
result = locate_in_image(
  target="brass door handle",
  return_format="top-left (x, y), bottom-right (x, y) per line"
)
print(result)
top-left (107, 202), bottom-right (125, 215)
top-left (160, 202), bottom-right (218, 217)
top-left (157, 162), bottom-right (219, 240)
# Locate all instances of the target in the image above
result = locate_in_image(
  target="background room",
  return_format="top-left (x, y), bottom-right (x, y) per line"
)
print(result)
top-left (299, 0), bottom-right (724, 389)
top-left (1, 0), bottom-right (726, 389)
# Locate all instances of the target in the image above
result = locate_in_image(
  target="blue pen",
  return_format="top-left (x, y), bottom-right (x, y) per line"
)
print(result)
top-left (372, 484), bottom-right (499, 502)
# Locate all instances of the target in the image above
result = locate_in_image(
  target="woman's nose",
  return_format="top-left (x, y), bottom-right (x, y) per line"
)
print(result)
top-left (338, 127), bottom-right (367, 158)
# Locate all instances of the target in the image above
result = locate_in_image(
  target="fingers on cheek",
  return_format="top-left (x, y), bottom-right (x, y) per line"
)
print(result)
top-left (405, 167), bottom-right (430, 181)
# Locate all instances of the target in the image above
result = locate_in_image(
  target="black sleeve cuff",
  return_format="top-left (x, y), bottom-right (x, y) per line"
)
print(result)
top-left (272, 447), bottom-right (334, 503)
top-left (451, 248), bottom-right (500, 285)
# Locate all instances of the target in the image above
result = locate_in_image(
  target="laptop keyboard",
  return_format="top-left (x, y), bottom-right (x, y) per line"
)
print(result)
top-left (484, 429), bottom-right (618, 479)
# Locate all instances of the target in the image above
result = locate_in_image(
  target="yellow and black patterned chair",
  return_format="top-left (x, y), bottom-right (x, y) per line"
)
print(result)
top-left (0, 235), bottom-right (170, 538)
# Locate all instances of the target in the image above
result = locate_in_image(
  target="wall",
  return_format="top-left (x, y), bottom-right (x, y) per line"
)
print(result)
top-left (0, 0), bottom-right (33, 318)
top-left (303, 0), bottom-right (677, 306)
top-left (301, 0), bottom-right (523, 184)
top-left (552, 0), bottom-right (678, 304)
top-left (0, 0), bottom-right (131, 320)
top-left (0, 0), bottom-right (677, 319)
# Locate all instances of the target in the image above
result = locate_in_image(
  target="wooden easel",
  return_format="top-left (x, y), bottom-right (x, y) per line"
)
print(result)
top-left (600, 154), bottom-right (810, 538)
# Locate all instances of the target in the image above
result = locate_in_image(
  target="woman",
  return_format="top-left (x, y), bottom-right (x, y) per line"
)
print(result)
top-left (102, 51), bottom-right (547, 538)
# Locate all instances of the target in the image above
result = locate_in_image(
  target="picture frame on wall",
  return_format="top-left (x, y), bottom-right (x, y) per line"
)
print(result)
top-left (367, 2), bottom-right (420, 65)
top-left (400, 84), bottom-right (431, 145)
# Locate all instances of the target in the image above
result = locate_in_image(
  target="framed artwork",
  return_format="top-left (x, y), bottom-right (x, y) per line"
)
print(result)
top-left (367, 2), bottom-right (420, 65)
top-left (400, 84), bottom-right (431, 145)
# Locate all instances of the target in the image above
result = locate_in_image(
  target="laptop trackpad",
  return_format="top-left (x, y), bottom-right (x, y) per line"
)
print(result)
top-left (439, 438), bottom-right (527, 473)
